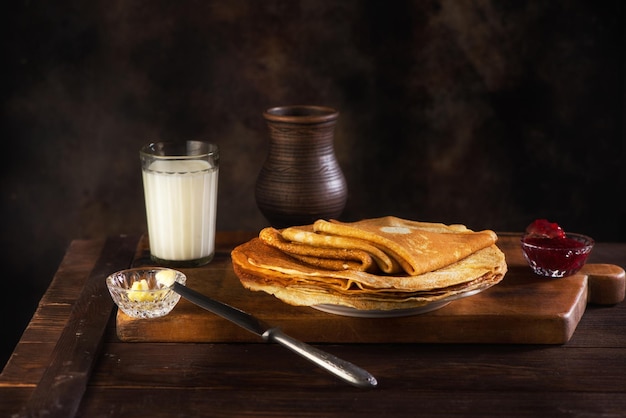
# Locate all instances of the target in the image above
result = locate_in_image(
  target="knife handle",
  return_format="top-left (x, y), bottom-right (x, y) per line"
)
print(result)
top-left (263, 328), bottom-right (378, 389)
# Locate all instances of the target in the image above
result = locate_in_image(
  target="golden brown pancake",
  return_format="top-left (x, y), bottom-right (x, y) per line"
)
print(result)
top-left (231, 217), bottom-right (507, 311)
top-left (313, 217), bottom-right (498, 276)
top-left (259, 227), bottom-right (377, 272)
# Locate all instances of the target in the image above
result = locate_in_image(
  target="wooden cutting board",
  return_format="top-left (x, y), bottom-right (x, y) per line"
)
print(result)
top-left (116, 234), bottom-right (624, 344)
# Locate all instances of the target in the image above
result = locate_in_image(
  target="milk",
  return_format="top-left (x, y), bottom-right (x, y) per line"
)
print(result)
top-left (142, 159), bottom-right (218, 264)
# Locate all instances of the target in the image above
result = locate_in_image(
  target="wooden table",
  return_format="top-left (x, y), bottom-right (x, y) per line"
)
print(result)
top-left (1, 232), bottom-right (625, 417)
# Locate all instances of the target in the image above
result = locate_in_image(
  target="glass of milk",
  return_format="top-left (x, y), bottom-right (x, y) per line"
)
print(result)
top-left (140, 141), bottom-right (219, 267)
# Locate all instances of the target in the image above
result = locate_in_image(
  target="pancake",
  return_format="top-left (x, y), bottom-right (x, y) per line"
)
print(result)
top-left (234, 264), bottom-right (503, 310)
top-left (312, 217), bottom-right (498, 276)
top-left (259, 226), bottom-right (378, 272)
top-left (231, 217), bottom-right (507, 311)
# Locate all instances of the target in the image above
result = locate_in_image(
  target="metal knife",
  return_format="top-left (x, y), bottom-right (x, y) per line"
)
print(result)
top-left (172, 282), bottom-right (378, 389)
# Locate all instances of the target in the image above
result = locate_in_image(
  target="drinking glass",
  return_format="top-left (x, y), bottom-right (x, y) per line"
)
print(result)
top-left (140, 141), bottom-right (219, 267)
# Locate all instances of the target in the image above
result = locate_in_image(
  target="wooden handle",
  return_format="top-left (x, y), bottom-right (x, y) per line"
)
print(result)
top-left (581, 264), bottom-right (625, 305)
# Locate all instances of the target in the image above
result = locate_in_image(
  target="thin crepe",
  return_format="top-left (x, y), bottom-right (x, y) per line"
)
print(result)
top-left (259, 226), bottom-right (380, 272)
top-left (231, 234), bottom-right (507, 310)
top-left (262, 216), bottom-right (498, 276)
top-left (313, 217), bottom-right (498, 276)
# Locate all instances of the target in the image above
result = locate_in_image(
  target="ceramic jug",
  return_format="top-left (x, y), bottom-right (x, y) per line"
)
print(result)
top-left (255, 105), bottom-right (348, 228)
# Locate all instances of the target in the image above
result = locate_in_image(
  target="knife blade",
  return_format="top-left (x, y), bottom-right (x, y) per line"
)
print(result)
top-left (172, 282), bottom-right (377, 389)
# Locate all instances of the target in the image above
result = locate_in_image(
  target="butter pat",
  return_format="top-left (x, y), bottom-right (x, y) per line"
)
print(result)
top-left (128, 279), bottom-right (152, 302)
top-left (156, 269), bottom-right (177, 287)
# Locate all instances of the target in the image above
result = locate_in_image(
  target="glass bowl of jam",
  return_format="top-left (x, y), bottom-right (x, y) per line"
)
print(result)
top-left (521, 231), bottom-right (594, 278)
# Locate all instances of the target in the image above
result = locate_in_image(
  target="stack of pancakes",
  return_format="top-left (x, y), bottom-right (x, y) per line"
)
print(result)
top-left (231, 216), bottom-right (507, 311)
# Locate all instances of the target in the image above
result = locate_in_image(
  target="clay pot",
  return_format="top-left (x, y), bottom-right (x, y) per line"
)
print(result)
top-left (255, 105), bottom-right (348, 228)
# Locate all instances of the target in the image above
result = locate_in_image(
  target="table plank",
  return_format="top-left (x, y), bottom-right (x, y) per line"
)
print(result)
top-left (80, 341), bottom-right (626, 416)
top-left (1, 239), bottom-right (105, 385)
top-left (0, 343), bottom-right (58, 385)
top-left (38, 239), bottom-right (109, 305)
top-left (15, 235), bottom-right (139, 418)
top-left (76, 388), bottom-right (626, 418)
top-left (89, 342), bottom-right (626, 392)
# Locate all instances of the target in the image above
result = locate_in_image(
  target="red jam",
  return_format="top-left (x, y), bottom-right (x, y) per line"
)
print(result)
top-left (522, 236), bottom-right (585, 249)
top-left (521, 219), bottom-right (593, 277)
top-left (525, 219), bottom-right (565, 239)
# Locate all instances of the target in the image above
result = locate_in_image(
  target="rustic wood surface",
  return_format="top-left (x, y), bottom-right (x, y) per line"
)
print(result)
top-left (117, 234), bottom-right (602, 344)
top-left (1, 232), bottom-right (625, 417)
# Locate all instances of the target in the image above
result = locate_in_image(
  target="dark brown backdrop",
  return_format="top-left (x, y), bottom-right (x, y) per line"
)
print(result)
top-left (1, 1), bottom-right (624, 366)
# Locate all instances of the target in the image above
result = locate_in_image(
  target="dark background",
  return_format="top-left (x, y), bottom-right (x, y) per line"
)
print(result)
top-left (1, 1), bottom-right (624, 368)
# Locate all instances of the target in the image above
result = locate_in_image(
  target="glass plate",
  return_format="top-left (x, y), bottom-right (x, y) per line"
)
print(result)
top-left (312, 287), bottom-right (486, 318)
